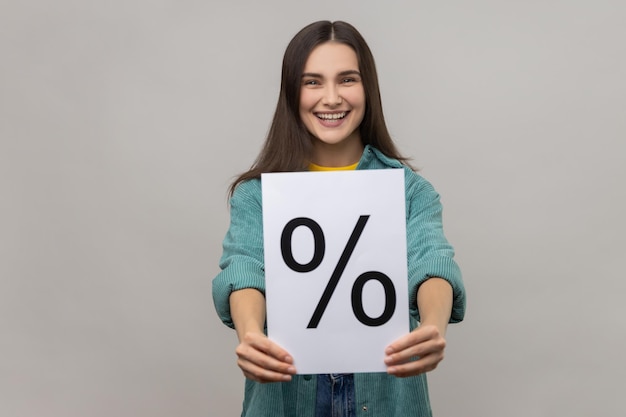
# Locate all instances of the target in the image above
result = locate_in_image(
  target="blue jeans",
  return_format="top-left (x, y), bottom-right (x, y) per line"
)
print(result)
top-left (315, 373), bottom-right (356, 417)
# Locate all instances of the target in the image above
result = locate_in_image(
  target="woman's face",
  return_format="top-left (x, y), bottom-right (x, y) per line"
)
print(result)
top-left (299, 42), bottom-right (366, 165)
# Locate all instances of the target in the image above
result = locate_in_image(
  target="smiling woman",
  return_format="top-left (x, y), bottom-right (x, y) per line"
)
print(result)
top-left (212, 20), bottom-right (466, 417)
top-left (225, 21), bottom-right (412, 194)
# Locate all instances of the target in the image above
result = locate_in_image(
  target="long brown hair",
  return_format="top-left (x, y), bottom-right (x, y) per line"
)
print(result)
top-left (229, 20), bottom-right (410, 195)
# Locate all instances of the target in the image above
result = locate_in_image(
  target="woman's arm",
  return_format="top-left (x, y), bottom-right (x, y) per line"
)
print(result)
top-left (384, 277), bottom-right (452, 377)
top-left (230, 288), bottom-right (297, 383)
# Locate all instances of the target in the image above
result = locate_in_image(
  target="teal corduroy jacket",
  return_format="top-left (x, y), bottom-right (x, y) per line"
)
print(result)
top-left (213, 145), bottom-right (466, 417)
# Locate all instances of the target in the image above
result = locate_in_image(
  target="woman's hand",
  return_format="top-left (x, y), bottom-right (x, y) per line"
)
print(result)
top-left (385, 277), bottom-right (453, 377)
top-left (235, 330), bottom-right (296, 383)
top-left (229, 288), bottom-right (297, 383)
top-left (384, 324), bottom-right (446, 377)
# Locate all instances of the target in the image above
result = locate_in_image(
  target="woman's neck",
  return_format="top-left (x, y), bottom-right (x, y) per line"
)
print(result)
top-left (310, 136), bottom-right (364, 167)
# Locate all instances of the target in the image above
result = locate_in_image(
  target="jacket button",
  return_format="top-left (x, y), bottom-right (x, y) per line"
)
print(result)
top-left (303, 375), bottom-right (312, 381)
top-left (362, 406), bottom-right (368, 411)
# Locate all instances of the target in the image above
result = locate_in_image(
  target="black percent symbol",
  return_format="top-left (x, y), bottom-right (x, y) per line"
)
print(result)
top-left (280, 215), bottom-right (396, 328)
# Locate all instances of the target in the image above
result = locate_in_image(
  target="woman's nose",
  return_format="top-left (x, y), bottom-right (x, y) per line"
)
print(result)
top-left (322, 85), bottom-right (343, 106)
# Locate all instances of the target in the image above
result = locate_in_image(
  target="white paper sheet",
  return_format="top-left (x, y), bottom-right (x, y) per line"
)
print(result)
top-left (262, 169), bottom-right (408, 374)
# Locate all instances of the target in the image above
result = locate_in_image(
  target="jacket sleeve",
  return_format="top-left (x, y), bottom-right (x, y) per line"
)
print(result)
top-left (212, 179), bottom-right (266, 329)
top-left (405, 171), bottom-right (466, 324)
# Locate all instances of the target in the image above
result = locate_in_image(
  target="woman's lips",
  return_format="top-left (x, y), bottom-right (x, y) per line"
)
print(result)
top-left (315, 111), bottom-right (349, 127)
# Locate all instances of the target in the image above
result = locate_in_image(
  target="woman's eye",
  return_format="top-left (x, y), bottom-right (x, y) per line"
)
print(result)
top-left (304, 79), bottom-right (320, 86)
top-left (341, 77), bottom-right (356, 84)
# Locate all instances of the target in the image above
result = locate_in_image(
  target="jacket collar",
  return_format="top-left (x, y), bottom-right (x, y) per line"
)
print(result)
top-left (357, 145), bottom-right (404, 169)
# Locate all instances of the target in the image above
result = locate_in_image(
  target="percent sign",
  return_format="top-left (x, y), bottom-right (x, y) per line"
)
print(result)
top-left (280, 215), bottom-right (397, 328)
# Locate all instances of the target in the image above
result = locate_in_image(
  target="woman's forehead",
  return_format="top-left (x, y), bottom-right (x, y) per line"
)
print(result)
top-left (303, 42), bottom-right (359, 73)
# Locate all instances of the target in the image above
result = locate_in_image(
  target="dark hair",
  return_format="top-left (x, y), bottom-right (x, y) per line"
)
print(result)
top-left (229, 20), bottom-right (410, 195)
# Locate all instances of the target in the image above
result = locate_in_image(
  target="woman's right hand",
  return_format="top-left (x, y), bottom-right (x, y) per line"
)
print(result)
top-left (235, 330), bottom-right (296, 383)
top-left (229, 288), bottom-right (296, 382)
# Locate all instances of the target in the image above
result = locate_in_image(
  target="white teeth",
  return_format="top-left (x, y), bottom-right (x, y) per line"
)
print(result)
top-left (317, 112), bottom-right (346, 120)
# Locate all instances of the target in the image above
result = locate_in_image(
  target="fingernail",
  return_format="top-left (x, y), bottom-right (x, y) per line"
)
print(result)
top-left (385, 347), bottom-right (394, 354)
top-left (282, 374), bottom-right (292, 381)
top-left (387, 367), bottom-right (396, 374)
top-left (287, 366), bottom-right (296, 373)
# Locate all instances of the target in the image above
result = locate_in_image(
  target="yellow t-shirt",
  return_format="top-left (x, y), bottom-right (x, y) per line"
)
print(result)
top-left (308, 161), bottom-right (359, 171)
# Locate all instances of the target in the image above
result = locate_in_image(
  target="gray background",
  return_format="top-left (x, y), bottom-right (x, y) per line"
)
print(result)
top-left (1, 0), bottom-right (624, 416)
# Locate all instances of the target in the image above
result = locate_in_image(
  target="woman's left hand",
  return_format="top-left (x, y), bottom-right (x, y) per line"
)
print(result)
top-left (384, 323), bottom-right (446, 377)
top-left (385, 277), bottom-right (453, 377)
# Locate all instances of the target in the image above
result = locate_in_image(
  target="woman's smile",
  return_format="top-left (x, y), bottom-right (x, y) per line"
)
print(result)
top-left (314, 111), bottom-right (349, 126)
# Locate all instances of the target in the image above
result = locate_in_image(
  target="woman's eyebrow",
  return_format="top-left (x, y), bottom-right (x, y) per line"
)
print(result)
top-left (301, 70), bottom-right (361, 78)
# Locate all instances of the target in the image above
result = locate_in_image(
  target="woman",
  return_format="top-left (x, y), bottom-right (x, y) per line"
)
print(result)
top-left (213, 20), bottom-right (466, 417)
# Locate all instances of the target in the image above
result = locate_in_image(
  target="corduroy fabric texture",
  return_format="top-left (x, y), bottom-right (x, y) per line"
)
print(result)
top-left (212, 145), bottom-right (466, 417)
